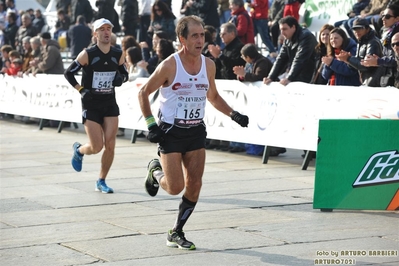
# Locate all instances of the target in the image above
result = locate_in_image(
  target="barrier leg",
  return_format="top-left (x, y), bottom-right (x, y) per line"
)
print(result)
top-left (131, 129), bottom-right (138, 143)
top-left (57, 121), bottom-right (64, 133)
top-left (301, 150), bottom-right (316, 170)
top-left (262, 146), bottom-right (271, 164)
top-left (39, 119), bottom-right (45, 130)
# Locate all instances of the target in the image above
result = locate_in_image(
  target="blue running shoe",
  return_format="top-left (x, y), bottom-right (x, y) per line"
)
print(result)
top-left (96, 179), bottom-right (114, 193)
top-left (71, 142), bottom-right (83, 172)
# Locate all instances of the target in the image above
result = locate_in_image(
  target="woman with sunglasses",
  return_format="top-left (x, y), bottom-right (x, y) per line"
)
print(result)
top-left (361, 3), bottom-right (399, 87)
top-left (147, 0), bottom-right (176, 44)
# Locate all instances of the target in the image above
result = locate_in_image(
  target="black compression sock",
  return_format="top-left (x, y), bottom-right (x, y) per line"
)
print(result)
top-left (173, 195), bottom-right (197, 232)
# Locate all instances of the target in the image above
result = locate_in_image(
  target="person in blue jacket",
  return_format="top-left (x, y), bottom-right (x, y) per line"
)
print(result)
top-left (321, 27), bottom-right (361, 86)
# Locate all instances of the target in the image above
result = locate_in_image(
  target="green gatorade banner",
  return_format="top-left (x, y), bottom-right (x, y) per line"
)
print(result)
top-left (314, 120), bottom-right (399, 210)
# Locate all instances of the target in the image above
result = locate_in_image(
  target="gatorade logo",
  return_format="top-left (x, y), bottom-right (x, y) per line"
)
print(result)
top-left (353, 150), bottom-right (399, 187)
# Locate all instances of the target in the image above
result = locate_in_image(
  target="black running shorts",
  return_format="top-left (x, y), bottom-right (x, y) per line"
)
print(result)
top-left (158, 122), bottom-right (207, 155)
top-left (82, 104), bottom-right (120, 125)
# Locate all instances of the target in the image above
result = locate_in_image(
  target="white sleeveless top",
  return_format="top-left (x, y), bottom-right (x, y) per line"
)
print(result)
top-left (158, 53), bottom-right (209, 128)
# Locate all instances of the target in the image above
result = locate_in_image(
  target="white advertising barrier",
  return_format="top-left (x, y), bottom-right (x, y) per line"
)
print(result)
top-left (300, 0), bottom-right (357, 32)
top-left (1, 75), bottom-right (399, 151)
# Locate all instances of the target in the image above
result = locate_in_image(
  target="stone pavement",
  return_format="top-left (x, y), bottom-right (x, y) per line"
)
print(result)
top-left (0, 119), bottom-right (398, 266)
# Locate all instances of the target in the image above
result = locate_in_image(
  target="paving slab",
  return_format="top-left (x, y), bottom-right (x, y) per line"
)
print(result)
top-left (0, 120), bottom-right (397, 266)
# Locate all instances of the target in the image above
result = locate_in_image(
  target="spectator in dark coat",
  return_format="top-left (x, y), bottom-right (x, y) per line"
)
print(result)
top-left (337, 18), bottom-right (383, 87)
top-left (264, 16), bottom-right (318, 86)
top-left (94, 0), bottom-right (121, 33)
top-left (67, 15), bottom-right (92, 59)
top-left (14, 13), bottom-right (38, 57)
top-left (233, 43), bottom-right (273, 82)
top-left (187, 0), bottom-right (220, 30)
top-left (54, 9), bottom-right (71, 40)
top-left (120, 0), bottom-right (139, 37)
top-left (268, 0), bottom-right (285, 49)
top-left (32, 9), bottom-right (46, 33)
top-left (208, 22), bottom-right (246, 80)
top-left (3, 11), bottom-right (18, 48)
top-left (56, 0), bottom-right (72, 14)
top-left (70, 0), bottom-right (93, 24)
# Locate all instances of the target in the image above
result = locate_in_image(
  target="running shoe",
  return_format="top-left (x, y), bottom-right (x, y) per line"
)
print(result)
top-left (145, 159), bottom-right (161, 197)
top-left (166, 230), bottom-right (196, 250)
top-left (71, 142), bottom-right (83, 172)
top-left (95, 179), bottom-right (114, 193)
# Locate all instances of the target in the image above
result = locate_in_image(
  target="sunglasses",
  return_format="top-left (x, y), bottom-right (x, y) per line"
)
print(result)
top-left (382, 14), bottom-right (395, 19)
top-left (154, 8), bottom-right (161, 12)
top-left (391, 41), bottom-right (399, 48)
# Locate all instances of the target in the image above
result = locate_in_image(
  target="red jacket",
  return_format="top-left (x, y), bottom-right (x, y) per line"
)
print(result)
top-left (250, 0), bottom-right (269, 20)
top-left (230, 6), bottom-right (255, 44)
top-left (5, 63), bottom-right (22, 76)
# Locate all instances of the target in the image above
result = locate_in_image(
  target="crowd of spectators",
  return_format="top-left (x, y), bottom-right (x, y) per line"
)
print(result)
top-left (1, 0), bottom-right (399, 155)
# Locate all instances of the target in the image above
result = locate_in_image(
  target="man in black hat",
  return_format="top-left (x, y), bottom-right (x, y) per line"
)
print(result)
top-left (336, 18), bottom-right (384, 87)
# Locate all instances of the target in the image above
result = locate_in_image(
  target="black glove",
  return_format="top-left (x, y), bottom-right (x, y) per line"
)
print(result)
top-left (80, 88), bottom-right (92, 104)
top-left (147, 124), bottom-right (165, 143)
top-left (112, 71), bottom-right (127, 87)
top-left (230, 111), bottom-right (249, 127)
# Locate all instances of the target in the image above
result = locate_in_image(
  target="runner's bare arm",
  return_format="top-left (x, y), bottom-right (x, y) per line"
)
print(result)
top-left (138, 56), bottom-right (176, 118)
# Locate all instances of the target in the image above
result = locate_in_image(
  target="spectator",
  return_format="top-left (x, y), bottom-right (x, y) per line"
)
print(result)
top-left (283, 0), bottom-right (305, 21)
top-left (268, 0), bottom-right (285, 50)
top-left (180, 0), bottom-right (195, 16)
top-left (29, 32), bottom-right (65, 75)
top-left (20, 36), bottom-right (32, 72)
top-left (54, 9), bottom-right (71, 41)
top-left (126, 46), bottom-right (148, 81)
top-left (14, 13), bottom-right (38, 56)
top-left (5, 0), bottom-right (19, 26)
top-left (361, 3), bottom-right (399, 87)
top-left (138, 38), bottom-right (175, 75)
top-left (147, 0), bottom-right (176, 44)
top-left (337, 18), bottom-right (384, 87)
top-left (186, 0), bottom-right (220, 30)
top-left (248, 0), bottom-right (277, 57)
top-left (26, 8), bottom-right (35, 21)
top-left (209, 22), bottom-right (246, 80)
top-left (343, 0), bottom-right (390, 40)
top-left (228, 0), bottom-right (255, 44)
top-left (2, 11), bottom-right (18, 48)
top-left (334, 0), bottom-right (370, 28)
top-left (23, 36), bottom-right (41, 74)
top-left (218, 0), bottom-right (231, 26)
top-left (32, 9), bottom-right (46, 33)
top-left (140, 30), bottom-right (169, 75)
top-left (120, 0), bottom-right (139, 37)
top-left (312, 24), bottom-right (334, 85)
top-left (56, 0), bottom-right (71, 14)
top-left (233, 42), bottom-right (273, 82)
top-left (70, 0), bottom-right (93, 24)
top-left (0, 44), bottom-right (12, 72)
top-left (208, 22), bottom-right (246, 152)
top-left (233, 42), bottom-right (272, 154)
top-left (263, 16), bottom-right (317, 157)
top-left (67, 15), bottom-right (92, 60)
top-left (1, 49), bottom-right (20, 75)
top-left (264, 16), bottom-right (318, 86)
top-left (138, 0), bottom-right (152, 42)
top-left (321, 27), bottom-right (361, 86)
top-left (391, 31), bottom-right (399, 87)
top-left (29, 36), bottom-right (41, 58)
top-left (95, 0), bottom-right (121, 33)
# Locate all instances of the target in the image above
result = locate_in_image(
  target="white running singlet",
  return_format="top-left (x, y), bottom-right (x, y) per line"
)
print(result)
top-left (158, 53), bottom-right (209, 128)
